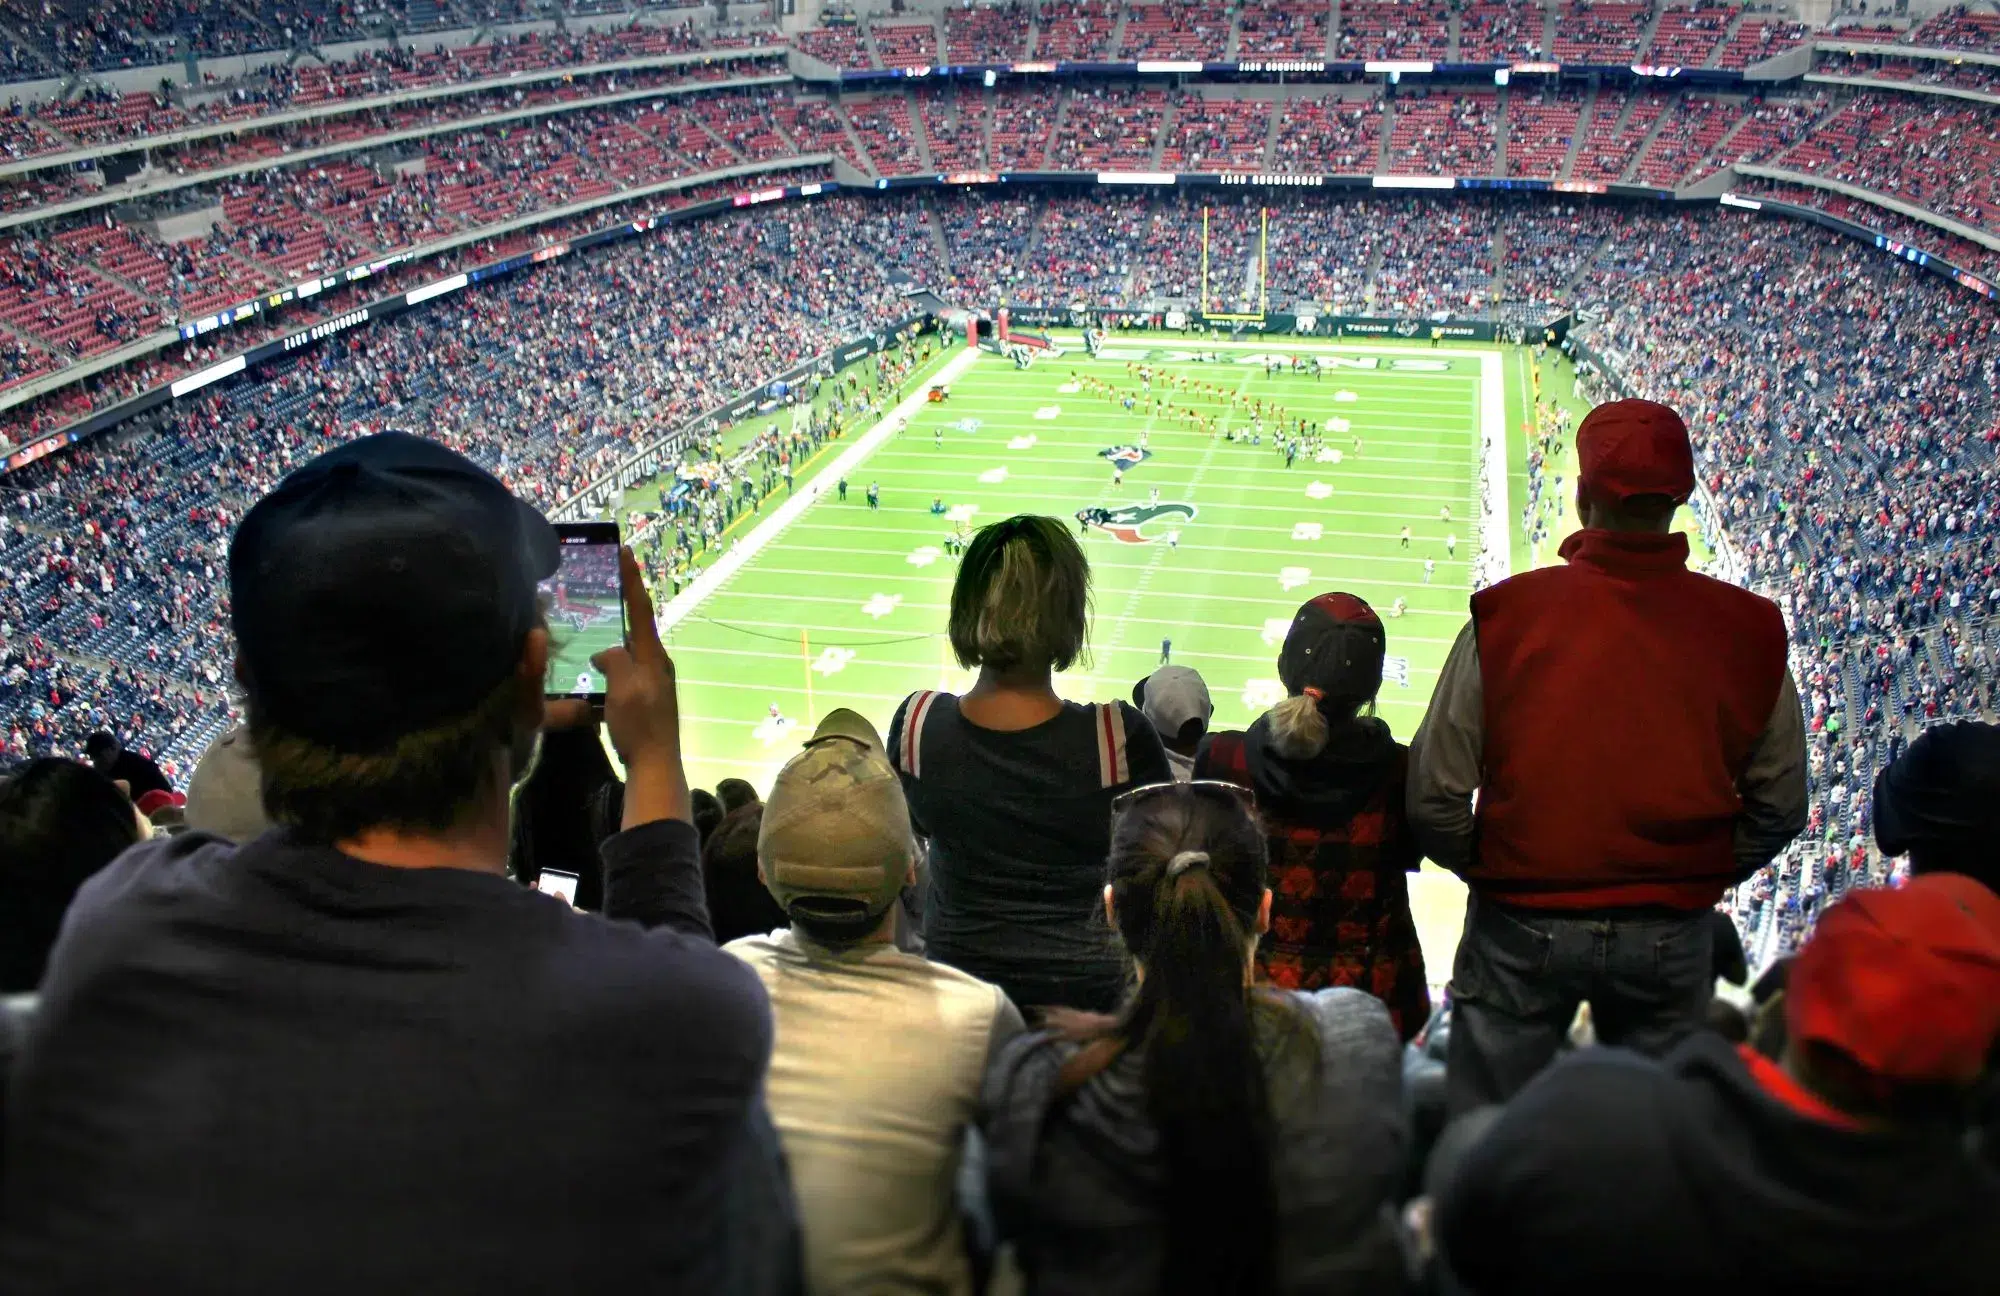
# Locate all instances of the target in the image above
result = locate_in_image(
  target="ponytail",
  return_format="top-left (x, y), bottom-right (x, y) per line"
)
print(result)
top-left (1267, 687), bottom-right (1376, 761)
top-left (1265, 692), bottom-right (1328, 760)
top-left (1128, 857), bottom-right (1275, 1296)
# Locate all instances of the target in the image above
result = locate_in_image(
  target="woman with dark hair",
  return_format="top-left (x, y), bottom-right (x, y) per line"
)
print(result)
top-left (887, 515), bottom-right (1171, 1013)
top-left (701, 803), bottom-right (788, 945)
top-left (507, 725), bottom-right (619, 913)
top-left (982, 781), bottom-right (1407, 1294)
top-left (0, 758), bottom-right (147, 991)
top-left (1195, 592), bottom-right (1431, 1040)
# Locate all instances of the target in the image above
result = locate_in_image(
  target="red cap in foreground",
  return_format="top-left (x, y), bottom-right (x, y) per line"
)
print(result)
top-left (1787, 873), bottom-right (2000, 1086)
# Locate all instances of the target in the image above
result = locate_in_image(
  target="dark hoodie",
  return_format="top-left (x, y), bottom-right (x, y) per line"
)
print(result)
top-left (1437, 1030), bottom-right (2000, 1295)
top-left (1196, 715), bottom-right (1430, 1039)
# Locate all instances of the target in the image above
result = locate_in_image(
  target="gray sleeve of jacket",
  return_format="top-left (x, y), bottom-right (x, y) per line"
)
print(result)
top-left (1407, 619), bottom-right (1483, 874)
top-left (1734, 669), bottom-right (1809, 875)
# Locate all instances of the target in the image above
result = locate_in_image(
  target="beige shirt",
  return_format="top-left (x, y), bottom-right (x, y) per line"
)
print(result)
top-left (725, 928), bottom-right (1023, 1296)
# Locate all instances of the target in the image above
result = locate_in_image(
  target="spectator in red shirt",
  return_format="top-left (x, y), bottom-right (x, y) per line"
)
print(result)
top-left (1409, 399), bottom-right (1808, 1113)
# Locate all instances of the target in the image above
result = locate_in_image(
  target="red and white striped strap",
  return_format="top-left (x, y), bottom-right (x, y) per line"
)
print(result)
top-left (1093, 703), bottom-right (1130, 788)
top-left (899, 690), bottom-right (941, 777)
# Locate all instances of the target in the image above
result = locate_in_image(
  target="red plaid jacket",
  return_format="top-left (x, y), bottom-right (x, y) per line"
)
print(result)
top-left (1198, 732), bottom-right (1431, 1042)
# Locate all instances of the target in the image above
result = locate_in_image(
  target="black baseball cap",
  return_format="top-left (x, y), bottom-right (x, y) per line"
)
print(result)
top-left (1875, 721), bottom-right (2000, 868)
top-left (229, 432), bottom-right (561, 753)
top-left (1278, 592), bottom-right (1386, 703)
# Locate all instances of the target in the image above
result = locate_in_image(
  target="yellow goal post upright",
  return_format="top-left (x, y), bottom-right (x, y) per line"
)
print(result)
top-left (1199, 205), bottom-right (1270, 326)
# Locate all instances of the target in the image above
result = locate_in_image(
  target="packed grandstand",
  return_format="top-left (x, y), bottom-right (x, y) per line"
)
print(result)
top-left (5, 0), bottom-right (1996, 957)
top-left (0, 0), bottom-right (1998, 1288)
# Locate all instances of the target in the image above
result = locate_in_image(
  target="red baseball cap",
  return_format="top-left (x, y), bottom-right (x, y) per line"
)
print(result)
top-left (1576, 399), bottom-right (1695, 505)
top-left (132, 789), bottom-right (186, 818)
top-left (1277, 592), bottom-right (1385, 703)
top-left (1787, 874), bottom-right (2000, 1086)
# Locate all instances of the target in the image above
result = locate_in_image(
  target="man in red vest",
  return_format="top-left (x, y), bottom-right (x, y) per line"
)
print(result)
top-left (1408, 398), bottom-right (1806, 1115)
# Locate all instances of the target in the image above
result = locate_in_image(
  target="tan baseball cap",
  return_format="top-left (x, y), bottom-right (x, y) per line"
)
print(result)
top-left (758, 708), bottom-right (915, 928)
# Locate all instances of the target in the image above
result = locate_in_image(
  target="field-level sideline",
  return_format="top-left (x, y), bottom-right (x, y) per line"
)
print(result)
top-left (654, 344), bottom-right (982, 634)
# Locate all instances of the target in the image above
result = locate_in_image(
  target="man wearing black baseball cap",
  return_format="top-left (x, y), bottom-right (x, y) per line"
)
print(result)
top-left (1409, 399), bottom-right (1806, 1114)
top-left (1875, 719), bottom-right (2000, 898)
top-left (0, 435), bottom-right (793, 1293)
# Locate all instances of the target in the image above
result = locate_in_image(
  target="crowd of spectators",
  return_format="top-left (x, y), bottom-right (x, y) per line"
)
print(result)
top-left (1736, 176), bottom-right (2000, 278)
top-left (1582, 207), bottom-right (2000, 931)
top-left (0, 80), bottom-right (830, 417)
top-left (11, 69), bottom-right (2000, 434)
top-left (0, 0), bottom-right (736, 73)
top-left (0, 381), bottom-right (1993, 1293)
top-left (0, 190), bottom-right (926, 772)
top-left (17, 0), bottom-right (2000, 84)
top-left (12, 186), bottom-right (1997, 862)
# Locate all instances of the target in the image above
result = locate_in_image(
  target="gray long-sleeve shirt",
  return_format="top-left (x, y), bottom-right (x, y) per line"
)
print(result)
top-left (1407, 619), bottom-right (1809, 881)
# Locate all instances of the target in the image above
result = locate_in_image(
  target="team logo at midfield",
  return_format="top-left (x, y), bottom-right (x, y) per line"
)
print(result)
top-left (1077, 501), bottom-right (1198, 545)
top-left (1099, 445), bottom-right (1152, 471)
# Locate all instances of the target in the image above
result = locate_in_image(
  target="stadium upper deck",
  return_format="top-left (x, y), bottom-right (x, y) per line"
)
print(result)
top-left (7, 0), bottom-right (2000, 78)
top-left (1, 2), bottom-right (1999, 454)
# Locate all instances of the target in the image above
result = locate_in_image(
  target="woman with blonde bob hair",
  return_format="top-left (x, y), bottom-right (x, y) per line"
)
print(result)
top-left (888, 515), bottom-right (1171, 1013)
top-left (1195, 591), bottom-right (1432, 1039)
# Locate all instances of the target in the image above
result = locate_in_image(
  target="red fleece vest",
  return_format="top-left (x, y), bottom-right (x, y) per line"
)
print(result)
top-left (1468, 529), bottom-right (1788, 910)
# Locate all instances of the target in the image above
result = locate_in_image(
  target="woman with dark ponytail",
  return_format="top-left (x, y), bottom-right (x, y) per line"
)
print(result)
top-left (1196, 592), bottom-right (1431, 1040)
top-left (981, 782), bottom-right (1407, 1295)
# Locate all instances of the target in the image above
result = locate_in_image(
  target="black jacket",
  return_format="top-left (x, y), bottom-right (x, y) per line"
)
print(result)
top-left (1438, 1030), bottom-right (2000, 1295)
top-left (0, 823), bottom-right (797, 1295)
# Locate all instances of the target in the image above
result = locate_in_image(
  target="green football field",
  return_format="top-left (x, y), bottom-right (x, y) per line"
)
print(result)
top-left (654, 335), bottom-right (1531, 793)
top-left (545, 597), bottom-right (626, 698)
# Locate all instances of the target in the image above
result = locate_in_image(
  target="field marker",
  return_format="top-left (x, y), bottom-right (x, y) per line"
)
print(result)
top-left (978, 466), bottom-right (1008, 484)
top-left (1306, 481), bottom-right (1333, 499)
top-left (1280, 566), bottom-right (1311, 590)
top-left (1241, 679), bottom-right (1286, 710)
top-left (1292, 522), bottom-right (1323, 541)
top-left (813, 647), bottom-right (857, 676)
top-left (863, 593), bottom-right (902, 619)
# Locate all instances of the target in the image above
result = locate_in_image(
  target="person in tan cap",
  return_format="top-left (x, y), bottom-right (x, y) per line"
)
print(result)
top-left (726, 708), bottom-right (1023, 1296)
top-left (1436, 874), bottom-right (2000, 1294)
top-left (1408, 398), bottom-right (1808, 1114)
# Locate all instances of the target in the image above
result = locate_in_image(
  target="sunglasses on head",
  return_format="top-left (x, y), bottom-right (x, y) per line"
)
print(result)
top-left (1110, 779), bottom-right (1257, 829)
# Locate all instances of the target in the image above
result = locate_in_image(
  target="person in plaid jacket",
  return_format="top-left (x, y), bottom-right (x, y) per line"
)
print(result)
top-left (1194, 592), bottom-right (1430, 1040)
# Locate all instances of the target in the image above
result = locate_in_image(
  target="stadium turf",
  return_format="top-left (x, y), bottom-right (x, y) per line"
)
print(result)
top-left (656, 337), bottom-right (1512, 790)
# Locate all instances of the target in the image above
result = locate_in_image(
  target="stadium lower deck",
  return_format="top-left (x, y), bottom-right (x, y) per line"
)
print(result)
top-left (646, 335), bottom-right (1582, 974)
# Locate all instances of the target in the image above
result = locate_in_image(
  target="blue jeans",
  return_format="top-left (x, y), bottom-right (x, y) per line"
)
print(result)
top-left (1445, 891), bottom-right (1713, 1116)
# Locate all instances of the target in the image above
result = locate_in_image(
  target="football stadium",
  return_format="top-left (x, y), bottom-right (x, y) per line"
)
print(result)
top-left (1, 0), bottom-right (1997, 1287)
